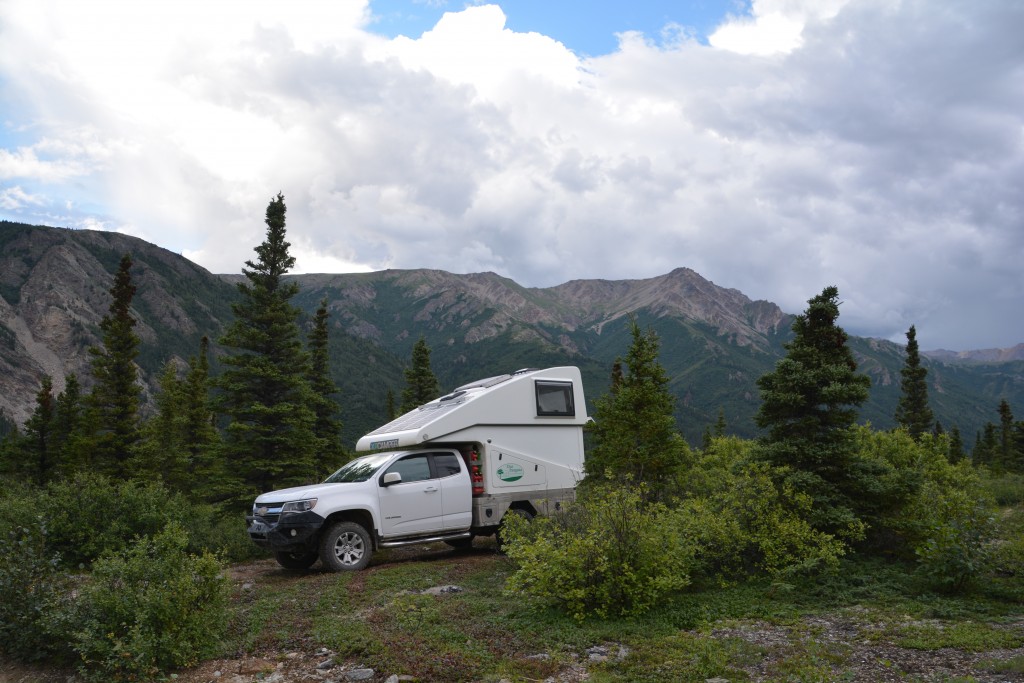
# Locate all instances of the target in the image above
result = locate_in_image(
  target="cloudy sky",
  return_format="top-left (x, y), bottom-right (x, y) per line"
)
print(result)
top-left (1, 0), bottom-right (1022, 351)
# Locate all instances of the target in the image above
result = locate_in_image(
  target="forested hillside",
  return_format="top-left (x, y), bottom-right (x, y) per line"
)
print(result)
top-left (2, 221), bottom-right (1023, 447)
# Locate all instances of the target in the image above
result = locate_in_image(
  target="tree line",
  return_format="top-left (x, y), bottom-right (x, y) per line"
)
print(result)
top-left (0, 194), bottom-right (440, 510)
top-left (502, 286), bottom-right (1018, 617)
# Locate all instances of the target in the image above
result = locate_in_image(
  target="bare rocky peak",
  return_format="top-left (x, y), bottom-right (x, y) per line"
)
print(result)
top-left (0, 224), bottom-right (232, 423)
top-left (294, 265), bottom-right (789, 352)
top-left (924, 343), bottom-right (1024, 363)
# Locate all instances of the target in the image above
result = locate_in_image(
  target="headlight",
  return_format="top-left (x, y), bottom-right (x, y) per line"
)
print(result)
top-left (281, 499), bottom-right (317, 514)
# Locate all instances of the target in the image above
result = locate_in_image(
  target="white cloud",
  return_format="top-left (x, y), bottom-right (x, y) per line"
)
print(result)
top-left (0, 0), bottom-right (1022, 350)
top-left (0, 185), bottom-right (45, 210)
top-left (709, 0), bottom-right (849, 55)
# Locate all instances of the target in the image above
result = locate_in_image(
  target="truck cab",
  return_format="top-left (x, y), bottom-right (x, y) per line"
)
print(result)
top-left (246, 366), bottom-right (589, 571)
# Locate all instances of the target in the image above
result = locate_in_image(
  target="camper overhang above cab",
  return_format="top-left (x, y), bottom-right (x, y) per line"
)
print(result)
top-left (355, 366), bottom-right (589, 451)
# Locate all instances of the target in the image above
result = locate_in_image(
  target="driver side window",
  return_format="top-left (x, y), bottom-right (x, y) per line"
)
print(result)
top-left (385, 455), bottom-right (431, 483)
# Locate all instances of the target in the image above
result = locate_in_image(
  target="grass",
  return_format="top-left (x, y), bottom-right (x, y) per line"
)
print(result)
top-left (210, 539), bottom-right (1024, 683)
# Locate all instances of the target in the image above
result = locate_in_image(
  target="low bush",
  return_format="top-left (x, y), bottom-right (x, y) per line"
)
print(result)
top-left (62, 523), bottom-right (229, 682)
top-left (0, 473), bottom-right (195, 569)
top-left (908, 481), bottom-right (995, 592)
top-left (0, 520), bottom-right (69, 662)
top-left (981, 471), bottom-right (1024, 506)
top-left (678, 464), bottom-right (848, 584)
top-left (502, 483), bottom-right (693, 620)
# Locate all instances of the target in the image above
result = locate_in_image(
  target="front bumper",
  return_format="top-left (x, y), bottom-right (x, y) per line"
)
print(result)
top-left (246, 511), bottom-right (326, 552)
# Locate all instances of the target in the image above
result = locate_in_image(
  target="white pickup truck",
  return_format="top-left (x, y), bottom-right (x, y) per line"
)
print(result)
top-left (246, 366), bottom-right (589, 571)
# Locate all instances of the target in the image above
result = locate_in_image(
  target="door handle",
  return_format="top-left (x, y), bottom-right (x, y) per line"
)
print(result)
top-left (424, 486), bottom-right (439, 493)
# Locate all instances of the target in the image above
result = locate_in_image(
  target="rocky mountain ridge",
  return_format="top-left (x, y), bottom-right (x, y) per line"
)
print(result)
top-left (924, 344), bottom-right (1024, 363)
top-left (1, 221), bottom-right (1021, 445)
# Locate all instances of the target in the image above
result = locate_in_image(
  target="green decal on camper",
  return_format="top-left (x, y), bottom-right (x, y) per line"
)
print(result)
top-left (496, 463), bottom-right (524, 482)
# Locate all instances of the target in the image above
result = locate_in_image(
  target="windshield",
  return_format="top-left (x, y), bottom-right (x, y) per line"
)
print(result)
top-left (324, 453), bottom-right (393, 483)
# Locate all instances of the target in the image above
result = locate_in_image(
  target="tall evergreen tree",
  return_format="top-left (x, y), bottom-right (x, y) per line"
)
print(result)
top-left (217, 193), bottom-right (317, 503)
top-left (714, 408), bottom-right (727, 438)
top-left (584, 317), bottom-right (689, 496)
top-left (88, 253), bottom-right (142, 477)
top-left (134, 361), bottom-right (190, 487)
top-left (973, 423), bottom-right (998, 466)
top-left (947, 425), bottom-right (965, 464)
top-left (755, 286), bottom-right (873, 536)
top-left (307, 298), bottom-right (345, 476)
top-left (181, 336), bottom-right (219, 485)
top-left (998, 399), bottom-right (1014, 470)
top-left (51, 374), bottom-right (84, 471)
top-left (400, 337), bottom-right (440, 412)
top-left (894, 325), bottom-right (933, 439)
top-left (385, 388), bottom-right (397, 421)
top-left (22, 376), bottom-right (55, 484)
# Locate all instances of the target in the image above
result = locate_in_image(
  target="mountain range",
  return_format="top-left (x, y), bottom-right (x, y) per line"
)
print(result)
top-left (2, 220), bottom-right (1022, 447)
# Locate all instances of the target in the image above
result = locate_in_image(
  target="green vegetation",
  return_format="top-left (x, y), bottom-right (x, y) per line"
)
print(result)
top-left (87, 253), bottom-right (143, 477)
top-left (399, 335), bottom-right (441, 413)
top-left (217, 193), bottom-right (319, 505)
top-left (583, 317), bottom-right (690, 496)
top-left (755, 285), bottom-right (873, 538)
top-left (4, 212), bottom-right (1024, 681)
top-left (895, 324), bottom-right (934, 439)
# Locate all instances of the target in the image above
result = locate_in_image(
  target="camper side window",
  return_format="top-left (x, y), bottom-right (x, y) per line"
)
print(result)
top-left (535, 380), bottom-right (575, 417)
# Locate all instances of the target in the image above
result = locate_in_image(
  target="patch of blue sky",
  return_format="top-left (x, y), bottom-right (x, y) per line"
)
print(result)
top-left (367, 0), bottom-right (748, 55)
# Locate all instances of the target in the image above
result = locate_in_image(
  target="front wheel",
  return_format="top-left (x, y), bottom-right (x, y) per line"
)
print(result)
top-left (319, 521), bottom-right (373, 572)
top-left (274, 550), bottom-right (318, 570)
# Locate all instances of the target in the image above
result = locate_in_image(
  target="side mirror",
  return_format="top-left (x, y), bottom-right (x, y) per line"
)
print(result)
top-left (382, 472), bottom-right (402, 486)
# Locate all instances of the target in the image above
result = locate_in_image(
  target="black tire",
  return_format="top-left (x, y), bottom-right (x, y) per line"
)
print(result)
top-left (495, 508), bottom-right (533, 553)
top-left (319, 521), bottom-right (373, 572)
top-left (444, 536), bottom-right (474, 550)
top-left (274, 550), bottom-right (318, 570)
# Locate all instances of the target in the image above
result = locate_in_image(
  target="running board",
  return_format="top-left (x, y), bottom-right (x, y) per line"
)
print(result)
top-left (379, 531), bottom-right (471, 548)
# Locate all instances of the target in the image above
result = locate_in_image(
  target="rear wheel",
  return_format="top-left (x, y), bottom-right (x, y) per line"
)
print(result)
top-left (319, 521), bottom-right (373, 571)
top-left (274, 550), bottom-right (318, 570)
top-left (495, 508), bottom-right (533, 553)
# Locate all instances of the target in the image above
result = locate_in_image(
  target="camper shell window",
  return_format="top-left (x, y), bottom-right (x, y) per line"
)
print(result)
top-left (535, 380), bottom-right (575, 417)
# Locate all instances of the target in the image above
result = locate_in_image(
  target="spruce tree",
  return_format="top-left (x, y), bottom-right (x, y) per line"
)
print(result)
top-left (385, 388), bottom-right (397, 421)
top-left (181, 336), bottom-right (219, 486)
top-left (894, 325), bottom-right (933, 439)
top-left (584, 317), bottom-right (689, 496)
top-left (948, 425), bottom-right (965, 463)
top-left (973, 423), bottom-right (998, 466)
top-left (217, 193), bottom-right (317, 502)
top-left (135, 361), bottom-right (190, 487)
top-left (998, 399), bottom-right (1014, 470)
top-left (755, 286), bottom-right (873, 536)
top-left (22, 376), bottom-right (55, 484)
top-left (400, 337), bottom-right (440, 412)
top-left (88, 253), bottom-right (142, 477)
top-left (51, 374), bottom-right (84, 472)
top-left (307, 298), bottom-right (345, 476)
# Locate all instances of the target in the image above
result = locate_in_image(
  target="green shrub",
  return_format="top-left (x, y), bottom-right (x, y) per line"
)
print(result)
top-left (0, 520), bottom-right (70, 662)
top-left (988, 507), bottom-right (1024, 577)
top-left (0, 473), bottom-right (195, 569)
top-left (180, 504), bottom-right (267, 563)
top-left (64, 522), bottom-right (229, 682)
top-left (676, 458), bottom-right (848, 583)
top-left (981, 471), bottom-right (1024, 506)
top-left (909, 482), bottom-right (995, 592)
top-left (502, 484), bottom-right (693, 620)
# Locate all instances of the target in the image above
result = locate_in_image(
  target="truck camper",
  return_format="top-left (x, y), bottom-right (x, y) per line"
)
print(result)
top-left (246, 366), bottom-right (589, 571)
